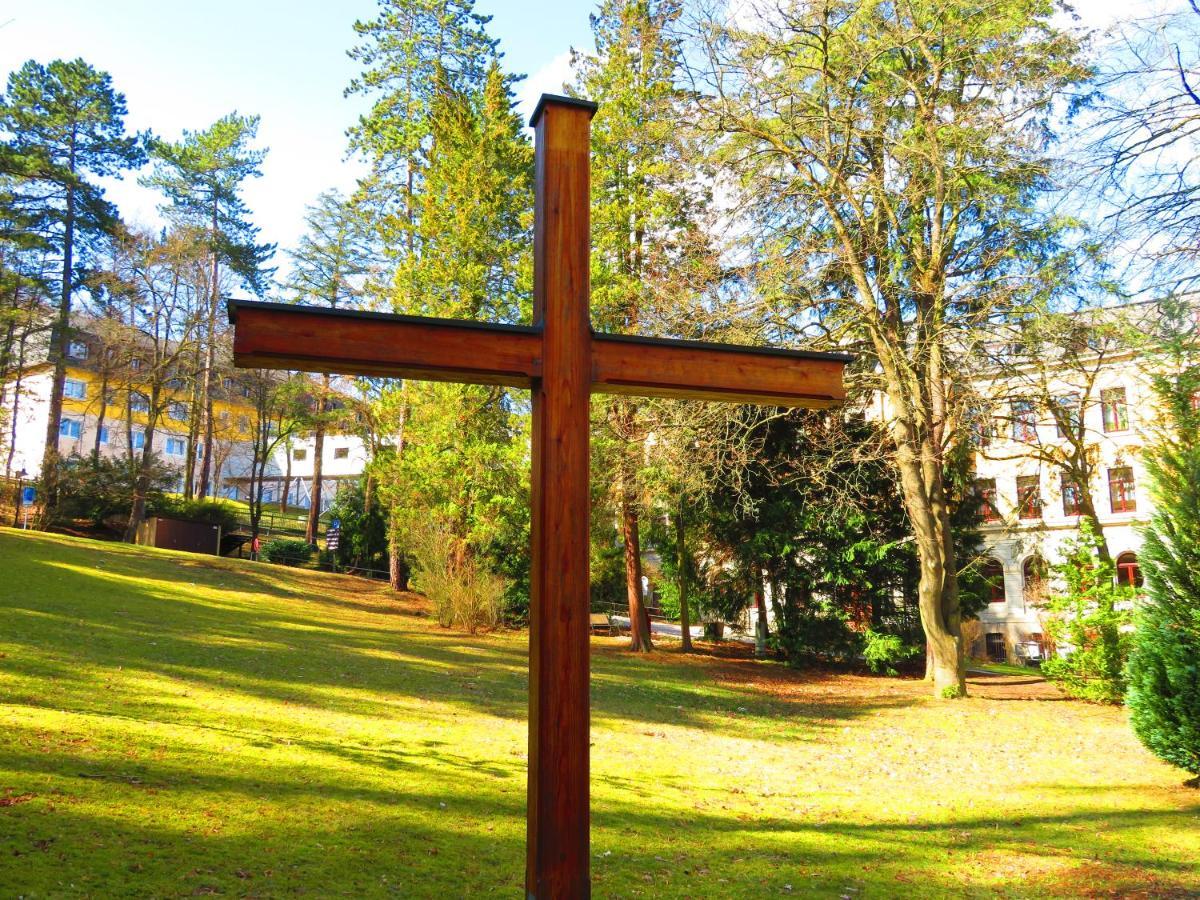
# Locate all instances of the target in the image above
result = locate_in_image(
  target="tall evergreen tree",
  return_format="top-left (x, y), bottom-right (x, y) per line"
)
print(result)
top-left (287, 190), bottom-right (375, 543)
top-left (0, 58), bottom-right (143, 521)
top-left (574, 0), bottom-right (712, 651)
top-left (1126, 300), bottom-right (1200, 783)
top-left (347, 0), bottom-right (500, 308)
top-left (143, 112), bottom-right (272, 499)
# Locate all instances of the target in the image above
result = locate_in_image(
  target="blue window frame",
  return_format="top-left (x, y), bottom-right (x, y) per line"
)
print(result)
top-left (98, 425), bottom-right (109, 444)
top-left (165, 437), bottom-right (186, 455)
top-left (59, 419), bottom-right (82, 439)
top-left (64, 378), bottom-right (86, 400)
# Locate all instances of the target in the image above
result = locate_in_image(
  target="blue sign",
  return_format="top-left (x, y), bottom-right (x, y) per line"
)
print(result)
top-left (330, 518), bottom-right (340, 531)
top-left (21, 487), bottom-right (36, 504)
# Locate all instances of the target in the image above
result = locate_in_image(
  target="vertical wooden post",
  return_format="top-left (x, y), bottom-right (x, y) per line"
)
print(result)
top-left (527, 95), bottom-right (597, 899)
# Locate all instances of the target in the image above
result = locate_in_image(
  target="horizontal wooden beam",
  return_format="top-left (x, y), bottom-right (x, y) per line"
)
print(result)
top-left (591, 333), bottom-right (850, 408)
top-left (228, 300), bottom-right (542, 387)
top-left (230, 301), bottom-right (852, 408)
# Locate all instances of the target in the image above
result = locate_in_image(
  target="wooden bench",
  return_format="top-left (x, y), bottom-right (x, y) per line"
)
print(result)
top-left (589, 613), bottom-right (615, 635)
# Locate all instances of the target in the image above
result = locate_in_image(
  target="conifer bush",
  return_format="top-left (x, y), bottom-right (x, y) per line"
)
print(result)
top-left (1126, 370), bottom-right (1200, 782)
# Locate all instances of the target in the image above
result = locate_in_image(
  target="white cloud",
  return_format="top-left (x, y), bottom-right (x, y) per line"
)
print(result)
top-left (516, 51), bottom-right (576, 128)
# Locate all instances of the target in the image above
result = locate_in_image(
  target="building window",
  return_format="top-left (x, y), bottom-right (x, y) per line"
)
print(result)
top-left (1023, 555), bottom-right (1049, 605)
top-left (333, 447), bottom-right (349, 460)
top-left (1016, 475), bottom-right (1041, 520)
top-left (223, 377), bottom-right (234, 391)
top-left (129, 392), bottom-right (150, 414)
top-left (1061, 475), bottom-right (1083, 517)
top-left (98, 425), bottom-right (109, 444)
top-left (67, 340), bottom-right (89, 359)
top-left (982, 559), bottom-right (1005, 604)
top-left (970, 406), bottom-right (994, 448)
top-left (241, 385), bottom-right (252, 398)
top-left (165, 437), bottom-right (186, 456)
top-left (59, 418), bottom-right (82, 439)
top-left (1011, 400), bottom-right (1038, 442)
top-left (293, 448), bottom-right (307, 461)
top-left (1116, 552), bottom-right (1142, 589)
top-left (974, 478), bottom-right (1000, 522)
top-left (132, 431), bottom-right (146, 451)
top-left (1108, 466), bottom-right (1136, 513)
top-left (1053, 393), bottom-right (1081, 439)
top-left (166, 376), bottom-right (185, 390)
top-left (1101, 387), bottom-right (1129, 433)
top-left (237, 415), bottom-right (249, 433)
top-left (63, 378), bottom-right (86, 400)
top-left (129, 357), bottom-right (143, 371)
top-left (985, 633), bottom-right (1006, 663)
top-left (168, 402), bottom-right (188, 421)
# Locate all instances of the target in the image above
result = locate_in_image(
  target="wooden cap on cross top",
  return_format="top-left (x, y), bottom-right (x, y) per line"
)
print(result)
top-left (529, 93), bottom-right (598, 128)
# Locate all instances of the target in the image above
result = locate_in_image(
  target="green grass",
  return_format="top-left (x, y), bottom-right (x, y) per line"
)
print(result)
top-left (1, 528), bottom-right (1198, 897)
top-left (967, 660), bottom-right (1041, 676)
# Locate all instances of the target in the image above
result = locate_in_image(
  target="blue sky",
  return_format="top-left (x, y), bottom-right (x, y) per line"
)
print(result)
top-left (0, 0), bottom-right (1176, 282)
top-left (0, 0), bottom-right (593, 268)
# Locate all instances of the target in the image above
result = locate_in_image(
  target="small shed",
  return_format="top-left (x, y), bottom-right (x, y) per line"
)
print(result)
top-left (136, 517), bottom-right (221, 556)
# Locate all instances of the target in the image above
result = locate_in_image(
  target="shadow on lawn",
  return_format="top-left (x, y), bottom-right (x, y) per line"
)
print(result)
top-left (0, 531), bottom-right (905, 741)
top-left (3, 729), bottom-right (1196, 898)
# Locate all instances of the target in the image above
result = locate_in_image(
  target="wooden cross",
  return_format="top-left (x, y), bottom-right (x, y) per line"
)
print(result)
top-left (229, 94), bottom-right (849, 899)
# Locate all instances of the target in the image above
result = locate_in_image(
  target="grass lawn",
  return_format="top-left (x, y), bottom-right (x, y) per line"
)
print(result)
top-left (1, 528), bottom-right (1197, 897)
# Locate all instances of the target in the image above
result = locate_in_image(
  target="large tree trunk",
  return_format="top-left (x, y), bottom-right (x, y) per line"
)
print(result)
top-left (675, 499), bottom-right (692, 653)
top-left (38, 178), bottom-right (75, 528)
top-left (621, 481), bottom-right (652, 653)
top-left (125, 412), bottom-right (159, 542)
top-left (306, 418), bottom-right (326, 544)
top-left (896, 444), bottom-right (965, 696)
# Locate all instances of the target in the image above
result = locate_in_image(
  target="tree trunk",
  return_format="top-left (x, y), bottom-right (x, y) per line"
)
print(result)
top-left (675, 498), bottom-right (692, 653)
top-left (39, 176), bottom-right (76, 528)
top-left (753, 560), bottom-right (769, 658)
top-left (897, 446), bottom-right (965, 697)
top-left (125, 412), bottom-right (159, 542)
top-left (92, 368), bottom-right (109, 458)
top-left (306, 417), bottom-right (326, 544)
top-left (621, 481), bottom-right (652, 652)
top-left (280, 447), bottom-right (292, 514)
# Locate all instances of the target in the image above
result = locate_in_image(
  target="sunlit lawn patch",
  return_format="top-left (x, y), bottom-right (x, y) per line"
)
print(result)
top-left (1, 528), bottom-right (1197, 897)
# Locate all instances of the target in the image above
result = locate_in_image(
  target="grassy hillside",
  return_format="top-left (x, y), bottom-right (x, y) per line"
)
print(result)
top-left (1, 528), bottom-right (1197, 897)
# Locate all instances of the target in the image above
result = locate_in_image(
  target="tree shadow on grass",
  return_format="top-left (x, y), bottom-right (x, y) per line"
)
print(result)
top-left (2, 532), bottom-right (906, 741)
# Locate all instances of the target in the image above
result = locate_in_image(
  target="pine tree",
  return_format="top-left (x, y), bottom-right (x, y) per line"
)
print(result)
top-left (0, 58), bottom-right (144, 521)
top-left (575, 0), bottom-right (712, 651)
top-left (1126, 300), bottom-right (1200, 783)
top-left (142, 112), bottom-right (272, 499)
top-left (347, 0), bottom-right (500, 309)
top-left (287, 190), bottom-right (375, 543)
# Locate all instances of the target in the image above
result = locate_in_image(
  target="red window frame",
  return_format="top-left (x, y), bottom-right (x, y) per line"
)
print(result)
top-left (1011, 400), bottom-right (1038, 442)
top-left (982, 559), bottom-right (1005, 603)
top-left (975, 478), bottom-right (1000, 522)
top-left (1061, 475), bottom-right (1083, 517)
top-left (1108, 466), bottom-right (1136, 514)
top-left (1017, 475), bottom-right (1041, 520)
top-left (1101, 387), bottom-right (1128, 433)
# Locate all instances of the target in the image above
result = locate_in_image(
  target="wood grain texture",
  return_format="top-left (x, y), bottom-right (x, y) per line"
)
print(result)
top-left (526, 97), bottom-right (594, 900)
top-left (230, 302), bottom-right (541, 387)
top-left (591, 333), bottom-right (848, 408)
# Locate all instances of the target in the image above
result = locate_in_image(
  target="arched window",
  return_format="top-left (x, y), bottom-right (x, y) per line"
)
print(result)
top-left (1023, 555), bottom-right (1048, 604)
top-left (982, 559), bottom-right (1006, 604)
top-left (1116, 552), bottom-right (1142, 589)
